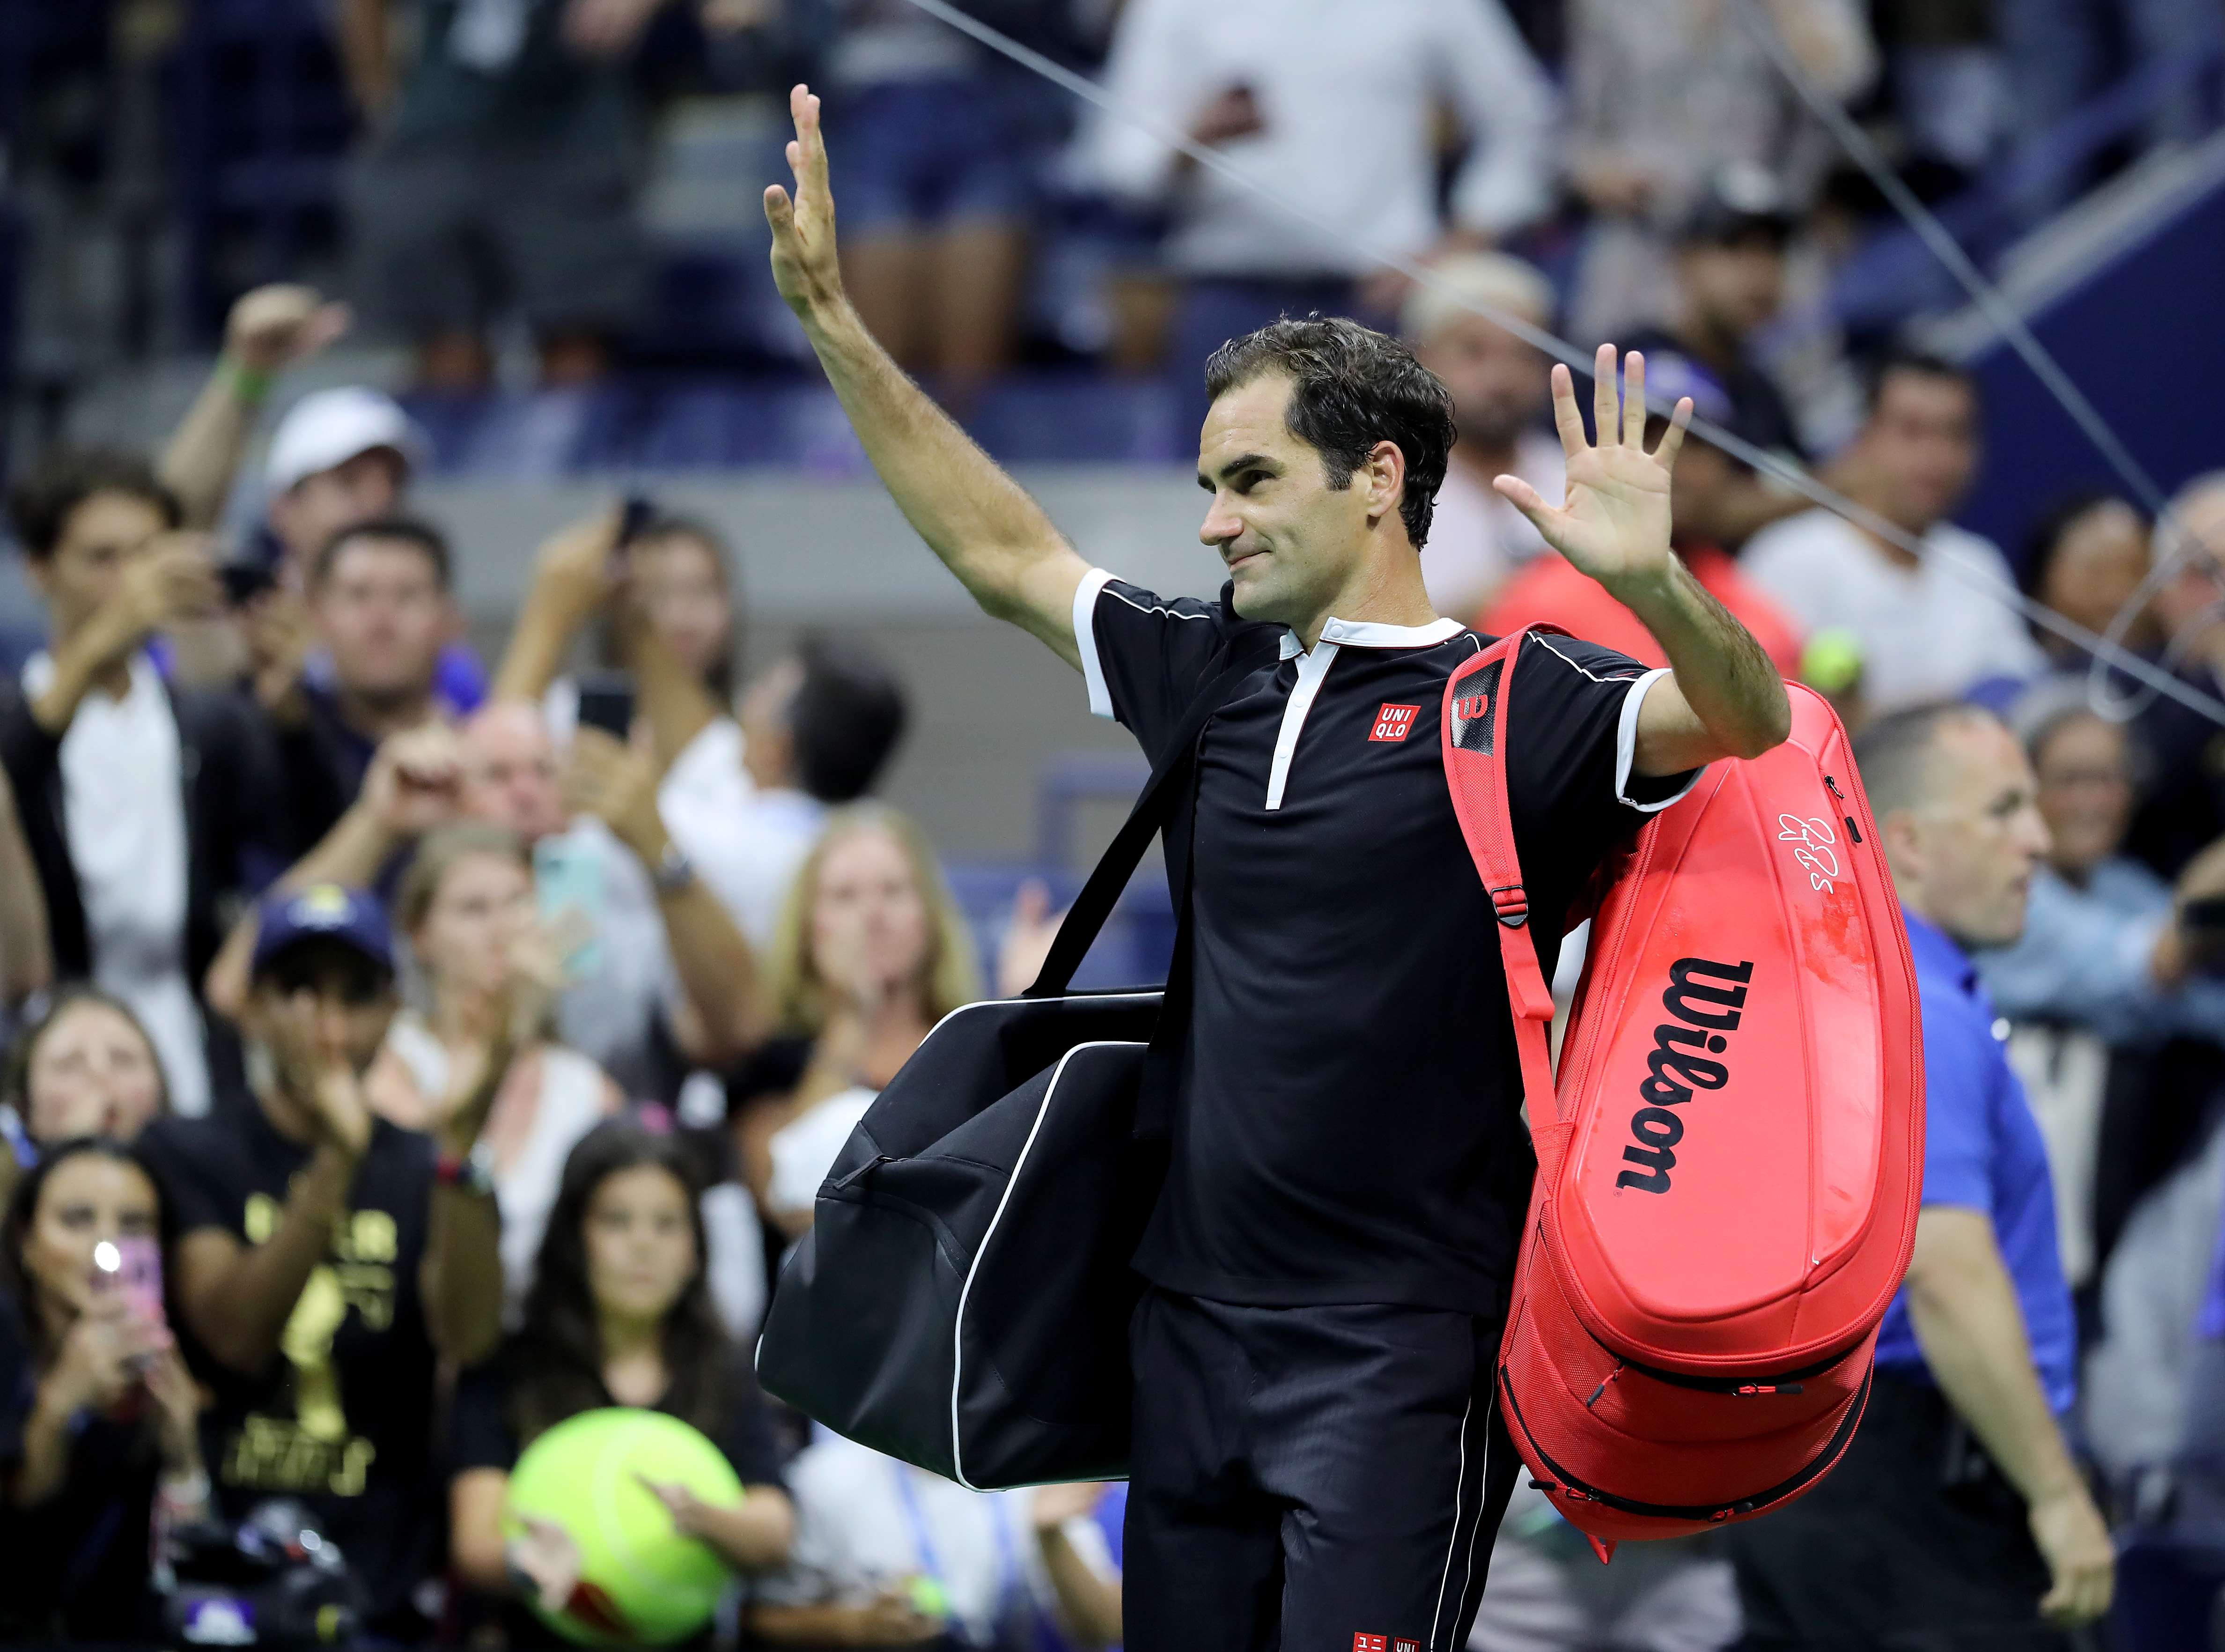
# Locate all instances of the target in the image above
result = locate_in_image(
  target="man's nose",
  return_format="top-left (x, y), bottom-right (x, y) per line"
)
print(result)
top-left (1198, 501), bottom-right (1241, 547)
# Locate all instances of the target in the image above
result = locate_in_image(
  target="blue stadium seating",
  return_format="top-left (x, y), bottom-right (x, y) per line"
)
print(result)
top-left (169, 0), bottom-right (355, 340)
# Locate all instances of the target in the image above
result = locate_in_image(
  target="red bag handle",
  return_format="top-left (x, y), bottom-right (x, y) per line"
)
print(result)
top-left (1441, 626), bottom-right (1569, 1183)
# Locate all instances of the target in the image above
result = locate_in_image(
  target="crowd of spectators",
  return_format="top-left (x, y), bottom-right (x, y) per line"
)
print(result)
top-left (2, 0), bottom-right (2225, 1648)
top-left (0, 292), bottom-right (1141, 1645)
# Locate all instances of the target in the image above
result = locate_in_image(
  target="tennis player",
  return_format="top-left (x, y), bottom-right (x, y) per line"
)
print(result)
top-left (764, 85), bottom-right (1792, 1652)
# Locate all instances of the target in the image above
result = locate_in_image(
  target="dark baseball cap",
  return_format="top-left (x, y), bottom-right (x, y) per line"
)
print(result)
top-left (1678, 162), bottom-right (1797, 247)
top-left (251, 883), bottom-right (395, 981)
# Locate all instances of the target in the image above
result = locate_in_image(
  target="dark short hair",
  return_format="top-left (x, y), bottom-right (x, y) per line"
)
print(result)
top-left (1203, 316), bottom-right (1455, 551)
top-left (792, 634), bottom-right (908, 804)
top-left (1863, 345), bottom-right (1977, 419)
top-left (312, 515), bottom-right (452, 591)
top-left (252, 934), bottom-right (395, 1003)
top-left (7, 448), bottom-right (181, 560)
top-left (2018, 490), bottom-right (2142, 601)
top-left (1851, 701), bottom-right (1999, 818)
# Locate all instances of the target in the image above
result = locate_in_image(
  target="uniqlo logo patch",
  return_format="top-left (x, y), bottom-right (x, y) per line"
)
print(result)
top-left (1394, 1641), bottom-right (1422, 1652)
top-left (1353, 1637), bottom-right (1388, 1652)
top-left (1369, 702), bottom-right (1421, 742)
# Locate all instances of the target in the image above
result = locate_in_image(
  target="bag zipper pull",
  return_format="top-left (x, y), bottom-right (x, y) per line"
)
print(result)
top-left (1733, 1381), bottom-right (1804, 1396)
top-left (832, 1154), bottom-right (895, 1191)
top-left (1584, 1363), bottom-right (1624, 1409)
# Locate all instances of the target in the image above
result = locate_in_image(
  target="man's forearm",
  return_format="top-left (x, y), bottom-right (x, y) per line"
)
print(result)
top-left (623, 614), bottom-right (720, 772)
top-left (188, 1144), bottom-right (356, 1375)
top-left (421, 1184), bottom-right (504, 1366)
top-left (1905, 1226), bottom-right (2085, 1507)
top-left (657, 875), bottom-right (766, 1062)
top-left (1619, 559), bottom-right (1790, 760)
top-left (802, 306), bottom-right (1086, 656)
top-left (160, 364), bottom-right (264, 530)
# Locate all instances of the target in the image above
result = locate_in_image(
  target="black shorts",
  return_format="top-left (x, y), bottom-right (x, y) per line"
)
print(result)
top-left (1125, 1286), bottom-right (1521, 1652)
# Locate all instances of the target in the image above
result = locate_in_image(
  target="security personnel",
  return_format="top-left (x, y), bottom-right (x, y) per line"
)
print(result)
top-left (761, 85), bottom-right (1792, 1651)
top-left (1729, 703), bottom-right (2115, 1648)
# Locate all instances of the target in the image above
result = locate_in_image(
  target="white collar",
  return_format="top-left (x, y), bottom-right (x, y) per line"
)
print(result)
top-left (1278, 615), bottom-right (1465, 660)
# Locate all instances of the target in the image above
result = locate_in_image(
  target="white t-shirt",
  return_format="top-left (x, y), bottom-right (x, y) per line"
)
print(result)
top-left (659, 723), bottom-right (826, 951)
top-left (1740, 509), bottom-right (2046, 711)
top-left (22, 652), bottom-right (208, 1116)
top-left (767, 1086), bottom-right (877, 1218)
top-left (383, 1016), bottom-right (611, 1321)
top-left (1421, 433), bottom-right (1566, 620)
top-left (752, 1433), bottom-right (1107, 1648)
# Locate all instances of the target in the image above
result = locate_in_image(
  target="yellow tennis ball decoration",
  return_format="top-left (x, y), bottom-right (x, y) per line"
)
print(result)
top-left (505, 1408), bottom-right (744, 1646)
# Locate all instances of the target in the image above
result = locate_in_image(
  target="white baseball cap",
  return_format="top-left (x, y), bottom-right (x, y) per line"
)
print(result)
top-left (264, 386), bottom-right (429, 494)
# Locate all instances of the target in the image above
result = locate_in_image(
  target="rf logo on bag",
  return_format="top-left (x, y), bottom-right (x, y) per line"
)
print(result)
top-left (1370, 703), bottom-right (1421, 741)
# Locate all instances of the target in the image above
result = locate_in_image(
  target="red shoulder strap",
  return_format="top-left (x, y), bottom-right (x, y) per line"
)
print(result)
top-left (1442, 627), bottom-right (1568, 1183)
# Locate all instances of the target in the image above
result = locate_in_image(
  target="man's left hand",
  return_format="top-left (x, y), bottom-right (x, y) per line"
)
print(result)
top-left (1495, 344), bottom-right (1691, 599)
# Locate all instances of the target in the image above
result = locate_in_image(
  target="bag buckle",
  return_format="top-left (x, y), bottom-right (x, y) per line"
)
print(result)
top-left (1490, 885), bottom-right (1529, 927)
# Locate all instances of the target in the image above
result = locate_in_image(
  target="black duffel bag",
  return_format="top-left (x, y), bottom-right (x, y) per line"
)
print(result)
top-left (755, 634), bottom-right (1274, 1489)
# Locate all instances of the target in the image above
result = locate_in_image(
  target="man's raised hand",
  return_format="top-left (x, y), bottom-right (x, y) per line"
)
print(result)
top-left (764, 85), bottom-right (846, 326)
top-left (1495, 345), bottom-right (1691, 599)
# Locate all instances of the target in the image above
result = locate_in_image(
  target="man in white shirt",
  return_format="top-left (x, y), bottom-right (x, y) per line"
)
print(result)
top-left (1400, 253), bottom-right (1565, 620)
top-left (2, 450), bottom-right (297, 1116)
top-left (1743, 349), bottom-right (2044, 711)
top-left (1089, 0), bottom-right (1557, 428)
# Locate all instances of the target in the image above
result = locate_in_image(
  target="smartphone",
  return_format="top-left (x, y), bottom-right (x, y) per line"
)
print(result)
top-left (113, 1235), bottom-right (166, 1326)
top-left (575, 670), bottom-right (636, 740)
top-left (219, 560), bottom-right (277, 607)
top-left (534, 834), bottom-right (605, 977)
top-left (618, 493), bottom-right (657, 550)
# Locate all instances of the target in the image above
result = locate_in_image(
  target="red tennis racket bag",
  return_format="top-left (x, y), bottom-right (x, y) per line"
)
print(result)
top-left (1444, 627), bottom-right (1923, 1550)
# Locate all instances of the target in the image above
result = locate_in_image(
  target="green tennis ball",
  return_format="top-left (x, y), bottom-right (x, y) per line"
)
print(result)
top-left (1800, 627), bottom-right (1865, 696)
top-left (505, 1408), bottom-right (744, 1646)
top-left (908, 1575), bottom-right (952, 1621)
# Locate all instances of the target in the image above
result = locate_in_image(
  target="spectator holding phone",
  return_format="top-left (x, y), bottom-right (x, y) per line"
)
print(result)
top-left (367, 822), bottom-right (623, 1316)
top-left (736, 805), bottom-right (979, 1242)
top-left (140, 883), bottom-right (505, 1641)
top-left (449, 1118), bottom-right (794, 1642)
top-left (0, 1137), bottom-right (209, 1640)
top-left (1, 449), bottom-right (298, 1118)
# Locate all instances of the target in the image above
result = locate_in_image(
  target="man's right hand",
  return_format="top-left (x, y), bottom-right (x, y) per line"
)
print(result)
top-left (81, 534), bottom-right (220, 669)
top-left (224, 284), bottom-right (351, 380)
top-left (526, 508), bottom-right (625, 633)
top-left (360, 723), bottom-right (464, 841)
top-left (765, 85), bottom-right (848, 329)
top-left (2028, 1482), bottom-right (2114, 1625)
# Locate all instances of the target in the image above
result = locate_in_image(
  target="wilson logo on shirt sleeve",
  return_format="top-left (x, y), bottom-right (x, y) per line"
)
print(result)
top-left (1369, 703), bottom-right (1421, 742)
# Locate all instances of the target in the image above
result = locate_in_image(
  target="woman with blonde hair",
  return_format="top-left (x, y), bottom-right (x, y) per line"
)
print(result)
top-left (733, 804), bottom-right (980, 1241)
top-left (367, 821), bottom-right (622, 1315)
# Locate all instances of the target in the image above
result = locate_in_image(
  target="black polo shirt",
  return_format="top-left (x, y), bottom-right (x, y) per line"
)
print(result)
top-left (1075, 571), bottom-right (1699, 1315)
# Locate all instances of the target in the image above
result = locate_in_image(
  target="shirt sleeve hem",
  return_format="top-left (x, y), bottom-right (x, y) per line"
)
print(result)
top-left (1616, 667), bottom-right (1702, 812)
top-left (1073, 568), bottom-right (1117, 720)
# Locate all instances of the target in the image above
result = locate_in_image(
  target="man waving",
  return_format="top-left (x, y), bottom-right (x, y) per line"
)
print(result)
top-left (765, 85), bottom-right (1790, 1652)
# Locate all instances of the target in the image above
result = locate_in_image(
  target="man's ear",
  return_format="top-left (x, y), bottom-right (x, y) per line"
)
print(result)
top-left (1362, 440), bottom-right (1407, 530)
top-left (1879, 808), bottom-right (1928, 897)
